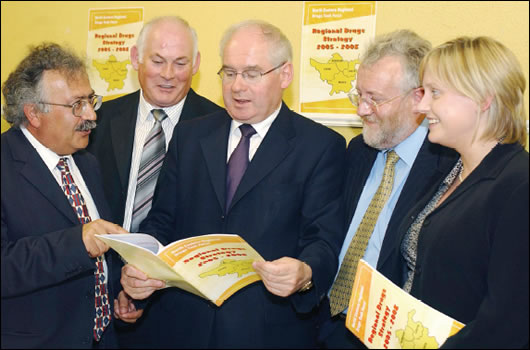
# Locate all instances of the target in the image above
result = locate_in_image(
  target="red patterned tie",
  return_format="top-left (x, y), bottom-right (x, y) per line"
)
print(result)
top-left (56, 157), bottom-right (111, 341)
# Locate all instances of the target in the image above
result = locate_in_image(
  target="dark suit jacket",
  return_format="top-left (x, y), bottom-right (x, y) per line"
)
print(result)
top-left (343, 133), bottom-right (458, 287)
top-left (404, 143), bottom-right (529, 348)
top-left (1, 128), bottom-right (119, 349)
top-left (87, 88), bottom-right (221, 226)
top-left (318, 132), bottom-right (458, 348)
top-left (140, 103), bottom-right (346, 348)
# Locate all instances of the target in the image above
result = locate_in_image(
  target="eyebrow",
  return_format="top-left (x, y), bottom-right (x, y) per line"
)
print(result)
top-left (71, 90), bottom-right (95, 101)
top-left (222, 65), bottom-right (261, 70)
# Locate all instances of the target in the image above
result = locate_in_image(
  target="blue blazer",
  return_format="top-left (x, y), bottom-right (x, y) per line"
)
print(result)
top-left (140, 103), bottom-right (346, 348)
top-left (1, 128), bottom-right (119, 348)
top-left (87, 88), bottom-right (222, 226)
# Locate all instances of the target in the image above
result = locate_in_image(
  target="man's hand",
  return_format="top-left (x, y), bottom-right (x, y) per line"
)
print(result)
top-left (121, 264), bottom-right (165, 300)
top-left (114, 290), bottom-right (143, 323)
top-left (82, 219), bottom-right (128, 257)
top-left (253, 257), bottom-right (312, 297)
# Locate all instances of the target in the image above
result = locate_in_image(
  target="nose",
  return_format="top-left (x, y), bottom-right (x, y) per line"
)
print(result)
top-left (82, 104), bottom-right (97, 121)
top-left (160, 63), bottom-right (175, 80)
top-left (415, 93), bottom-right (430, 115)
top-left (356, 100), bottom-right (373, 117)
top-left (230, 73), bottom-right (247, 92)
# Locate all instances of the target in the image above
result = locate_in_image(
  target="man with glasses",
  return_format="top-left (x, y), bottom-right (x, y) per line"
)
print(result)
top-left (318, 30), bottom-right (458, 348)
top-left (120, 20), bottom-right (346, 348)
top-left (1, 43), bottom-right (136, 348)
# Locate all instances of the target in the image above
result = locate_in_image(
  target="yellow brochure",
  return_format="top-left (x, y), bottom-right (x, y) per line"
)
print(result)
top-left (346, 259), bottom-right (465, 349)
top-left (96, 233), bottom-right (264, 306)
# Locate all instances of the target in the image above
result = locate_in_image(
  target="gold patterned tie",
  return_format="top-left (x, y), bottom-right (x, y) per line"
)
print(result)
top-left (329, 150), bottom-right (400, 316)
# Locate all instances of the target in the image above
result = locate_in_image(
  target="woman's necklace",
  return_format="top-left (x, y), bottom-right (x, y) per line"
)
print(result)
top-left (458, 164), bottom-right (464, 183)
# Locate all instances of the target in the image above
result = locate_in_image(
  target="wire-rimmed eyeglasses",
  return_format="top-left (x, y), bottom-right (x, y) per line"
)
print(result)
top-left (217, 62), bottom-right (286, 84)
top-left (39, 95), bottom-right (102, 117)
top-left (348, 88), bottom-right (416, 111)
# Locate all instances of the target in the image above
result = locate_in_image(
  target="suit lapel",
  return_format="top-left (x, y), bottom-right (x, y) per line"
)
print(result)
top-left (110, 91), bottom-right (139, 193)
top-left (343, 142), bottom-right (378, 231)
top-left (200, 114), bottom-right (232, 211)
top-left (10, 129), bottom-right (79, 224)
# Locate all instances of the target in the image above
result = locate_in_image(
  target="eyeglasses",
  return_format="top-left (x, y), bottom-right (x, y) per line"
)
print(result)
top-left (39, 95), bottom-right (102, 117)
top-left (217, 62), bottom-right (286, 84)
top-left (348, 88), bottom-right (415, 112)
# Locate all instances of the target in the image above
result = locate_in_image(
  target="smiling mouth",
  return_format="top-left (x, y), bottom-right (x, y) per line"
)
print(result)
top-left (428, 118), bottom-right (440, 125)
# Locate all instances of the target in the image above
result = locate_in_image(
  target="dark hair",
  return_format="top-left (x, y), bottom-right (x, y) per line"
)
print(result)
top-left (2, 42), bottom-right (86, 127)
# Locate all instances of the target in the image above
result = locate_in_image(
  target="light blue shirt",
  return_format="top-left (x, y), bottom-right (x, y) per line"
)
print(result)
top-left (331, 121), bottom-right (428, 313)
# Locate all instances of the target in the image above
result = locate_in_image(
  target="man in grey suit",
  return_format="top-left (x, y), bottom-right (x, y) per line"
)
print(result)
top-left (87, 16), bottom-right (220, 348)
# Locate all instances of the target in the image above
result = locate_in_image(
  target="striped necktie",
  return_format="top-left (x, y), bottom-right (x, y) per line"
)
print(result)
top-left (329, 150), bottom-right (400, 316)
top-left (56, 157), bottom-right (111, 341)
top-left (131, 109), bottom-right (168, 232)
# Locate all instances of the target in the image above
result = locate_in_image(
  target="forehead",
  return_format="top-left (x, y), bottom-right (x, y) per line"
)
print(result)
top-left (42, 70), bottom-right (92, 99)
top-left (357, 56), bottom-right (404, 93)
top-left (145, 21), bottom-right (193, 56)
top-left (223, 28), bottom-right (271, 68)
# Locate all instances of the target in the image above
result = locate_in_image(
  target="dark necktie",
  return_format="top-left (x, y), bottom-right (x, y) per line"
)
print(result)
top-left (131, 109), bottom-right (168, 232)
top-left (329, 150), bottom-right (400, 316)
top-left (226, 124), bottom-right (256, 212)
top-left (56, 157), bottom-right (111, 341)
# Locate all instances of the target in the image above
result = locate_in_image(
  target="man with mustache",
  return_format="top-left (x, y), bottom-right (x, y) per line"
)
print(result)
top-left (1, 42), bottom-right (134, 348)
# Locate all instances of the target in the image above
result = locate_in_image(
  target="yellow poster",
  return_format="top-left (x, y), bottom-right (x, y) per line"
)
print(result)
top-left (300, 1), bottom-right (376, 126)
top-left (86, 8), bottom-right (143, 99)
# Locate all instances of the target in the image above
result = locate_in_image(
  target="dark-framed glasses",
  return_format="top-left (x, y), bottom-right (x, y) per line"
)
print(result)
top-left (348, 88), bottom-right (416, 112)
top-left (39, 95), bottom-right (102, 117)
top-left (217, 62), bottom-right (286, 84)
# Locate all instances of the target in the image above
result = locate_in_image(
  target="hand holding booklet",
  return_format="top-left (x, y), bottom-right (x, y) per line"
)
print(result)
top-left (96, 233), bottom-right (264, 306)
top-left (346, 259), bottom-right (465, 349)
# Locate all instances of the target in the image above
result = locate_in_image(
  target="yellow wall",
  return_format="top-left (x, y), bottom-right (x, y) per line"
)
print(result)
top-left (2, 1), bottom-right (529, 145)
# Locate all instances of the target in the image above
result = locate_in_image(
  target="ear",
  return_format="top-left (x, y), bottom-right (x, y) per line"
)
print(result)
top-left (192, 51), bottom-right (201, 75)
top-left (280, 62), bottom-right (293, 89)
top-left (130, 45), bottom-right (140, 70)
top-left (23, 103), bottom-right (42, 128)
top-left (481, 95), bottom-right (494, 112)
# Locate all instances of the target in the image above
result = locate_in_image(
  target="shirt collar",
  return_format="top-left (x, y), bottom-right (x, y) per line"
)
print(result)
top-left (229, 103), bottom-right (282, 139)
top-left (20, 125), bottom-right (70, 172)
top-left (388, 118), bottom-right (428, 167)
top-left (138, 90), bottom-right (186, 124)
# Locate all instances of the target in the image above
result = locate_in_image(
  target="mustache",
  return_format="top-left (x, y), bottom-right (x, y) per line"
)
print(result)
top-left (75, 120), bottom-right (97, 132)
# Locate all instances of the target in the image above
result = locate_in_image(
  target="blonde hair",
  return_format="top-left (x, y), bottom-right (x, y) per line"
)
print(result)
top-left (419, 36), bottom-right (527, 147)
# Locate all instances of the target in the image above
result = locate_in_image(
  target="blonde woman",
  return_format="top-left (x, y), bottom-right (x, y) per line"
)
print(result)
top-left (399, 36), bottom-right (528, 348)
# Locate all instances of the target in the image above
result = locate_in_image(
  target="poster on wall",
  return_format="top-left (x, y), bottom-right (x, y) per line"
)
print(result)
top-left (299, 1), bottom-right (376, 126)
top-left (87, 8), bottom-right (143, 100)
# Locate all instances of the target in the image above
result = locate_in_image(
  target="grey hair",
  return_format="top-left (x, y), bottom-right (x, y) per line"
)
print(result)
top-left (361, 29), bottom-right (431, 92)
top-left (2, 42), bottom-right (86, 128)
top-left (136, 16), bottom-right (198, 63)
top-left (219, 20), bottom-right (292, 67)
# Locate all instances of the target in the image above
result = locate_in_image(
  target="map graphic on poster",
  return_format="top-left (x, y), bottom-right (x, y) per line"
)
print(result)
top-left (300, 1), bottom-right (376, 126)
top-left (87, 8), bottom-right (143, 98)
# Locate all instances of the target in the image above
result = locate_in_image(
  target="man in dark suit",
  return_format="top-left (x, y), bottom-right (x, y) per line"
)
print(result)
top-left (319, 30), bottom-right (458, 348)
top-left (87, 16), bottom-right (220, 348)
top-left (1, 43), bottom-right (135, 348)
top-left (120, 20), bottom-right (346, 348)
top-left (87, 16), bottom-right (221, 231)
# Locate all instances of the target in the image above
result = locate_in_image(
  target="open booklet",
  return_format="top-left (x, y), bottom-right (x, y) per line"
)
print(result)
top-left (96, 233), bottom-right (264, 306)
top-left (346, 259), bottom-right (465, 349)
